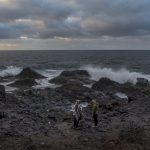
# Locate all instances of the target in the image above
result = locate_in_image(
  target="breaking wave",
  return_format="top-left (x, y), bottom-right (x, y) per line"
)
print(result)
top-left (80, 65), bottom-right (150, 84)
top-left (0, 66), bottom-right (22, 77)
top-left (1, 65), bottom-right (150, 90)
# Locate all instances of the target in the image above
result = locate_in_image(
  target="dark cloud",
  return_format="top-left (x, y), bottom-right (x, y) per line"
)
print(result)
top-left (0, 0), bottom-right (150, 39)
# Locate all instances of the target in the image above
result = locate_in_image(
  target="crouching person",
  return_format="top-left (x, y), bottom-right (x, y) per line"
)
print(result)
top-left (73, 100), bottom-right (82, 129)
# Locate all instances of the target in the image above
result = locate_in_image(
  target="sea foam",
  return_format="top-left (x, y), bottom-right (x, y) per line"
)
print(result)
top-left (0, 66), bottom-right (22, 77)
top-left (80, 65), bottom-right (150, 84)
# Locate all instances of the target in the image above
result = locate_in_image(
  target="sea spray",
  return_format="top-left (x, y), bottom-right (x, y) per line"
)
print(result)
top-left (80, 65), bottom-right (150, 84)
top-left (0, 66), bottom-right (22, 77)
top-left (34, 69), bottom-right (62, 89)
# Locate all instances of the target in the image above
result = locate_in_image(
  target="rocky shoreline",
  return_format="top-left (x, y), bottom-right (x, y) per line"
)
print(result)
top-left (0, 68), bottom-right (150, 150)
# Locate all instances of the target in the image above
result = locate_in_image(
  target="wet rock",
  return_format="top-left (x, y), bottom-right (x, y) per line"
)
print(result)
top-left (9, 78), bottom-right (37, 88)
top-left (50, 70), bottom-right (93, 85)
top-left (16, 67), bottom-right (45, 79)
top-left (92, 78), bottom-right (120, 91)
top-left (0, 84), bottom-right (6, 100)
top-left (136, 78), bottom-right (149, 86)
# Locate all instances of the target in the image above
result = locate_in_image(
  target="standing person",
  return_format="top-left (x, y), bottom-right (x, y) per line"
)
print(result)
top-left (91, 99), bottom-right (99, 127)
top-left (73, 100), bottom-right (82, 128)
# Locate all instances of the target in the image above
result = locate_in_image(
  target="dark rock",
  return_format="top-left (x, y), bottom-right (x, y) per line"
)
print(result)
top-left (128, 96), bottom-right (135, 103)
top-left (9, 78), bottom-right (37, 88)
top-left (92, 77), bottom-right (120, 91)
top-left (136, 78), bottom-right (149, 86)
top-left (60, 70), bottom-right (89, 77)
top-left (16, 67), bottom-right (45, 79)
top-left (50, 70), bottom-right (93, 85)
top-left (0, 112), bottom-right (5, 119)
top-left (0, 84), bottom-right (6, 100)
top-left (50, 76), bottom-right (68, 85)
top-left (48, 107), bottom-right (72, 122)
top-left (55, 82), bottom-right (93, 100)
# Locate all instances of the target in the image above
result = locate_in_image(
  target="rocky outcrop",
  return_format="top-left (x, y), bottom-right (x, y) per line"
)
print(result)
top-left (50, 70), bottom-right (93, 85)
top-left (60, 70), bottom-right (89, 77)
top-left (0, 84), bottom-right (6, 100)
top-left (16, 67), bottom-right (45, 79)
top-left (136, 78), bottom-right (149, 86)
top-left (55, 82), bottom-right (93, 100)
top-left (92, 77), bottom-right (120, 91)
top-left (9, 78), bottom-right (37, 88)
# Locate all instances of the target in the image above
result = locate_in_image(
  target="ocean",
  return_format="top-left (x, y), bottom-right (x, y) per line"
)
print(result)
top-left (0, 50), bottom-right (150, 90)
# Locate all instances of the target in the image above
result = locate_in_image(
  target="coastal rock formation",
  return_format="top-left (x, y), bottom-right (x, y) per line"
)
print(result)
top-left (16, 67), bottom-right (45, 79)
top-left (9, 78), bottom-right (37, 88)
top-left (136, 78), bottom-right (149, 86)
top-left (55, 82), bottom-right (93, 100)
top-left (0, 70), bottom-right (150, 150)
top-left (92, 77), bottom-right (120, 91)
top-left (0, 84), bottom-right (6, 100)
top-left (50, 70), bottom-right (93, 85)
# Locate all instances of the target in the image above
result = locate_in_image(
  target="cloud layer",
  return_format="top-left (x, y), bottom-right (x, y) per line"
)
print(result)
top-left (0, 0), bottom-right (150, 50)
top-left (0, 0), bottom-right (150, 39)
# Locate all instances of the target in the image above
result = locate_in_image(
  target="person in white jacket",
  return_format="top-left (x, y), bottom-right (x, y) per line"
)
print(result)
top-left (73, 100), bottom-right (82, 128)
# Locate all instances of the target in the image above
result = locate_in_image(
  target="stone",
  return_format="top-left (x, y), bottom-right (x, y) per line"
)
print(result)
top-left (136, 78), bottom-right (149, 86)
top-left (9, 78), bottom-right (37, 88)
top-left (16, 67), bottom-right (45, 79)
top-left (92, 77), bottom-right (120, 91)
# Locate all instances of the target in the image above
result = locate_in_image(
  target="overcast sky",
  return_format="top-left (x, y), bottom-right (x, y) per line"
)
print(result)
top-left (0, 0), bottom-right (150, 50)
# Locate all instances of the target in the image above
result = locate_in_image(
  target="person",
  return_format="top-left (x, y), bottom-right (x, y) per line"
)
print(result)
top-left (91, 99), bottom-right (99, 127)
top-left (73, 100), bottom-right (82, 128)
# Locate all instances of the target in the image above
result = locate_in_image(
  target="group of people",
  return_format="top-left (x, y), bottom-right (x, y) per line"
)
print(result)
top-left (73, 99), bottom-right (100, 129)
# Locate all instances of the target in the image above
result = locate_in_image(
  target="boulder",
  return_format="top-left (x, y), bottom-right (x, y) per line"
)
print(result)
top-left (9, 78), bottom-right (37, 88)
top-left (0, 84), bottom-right (6, 100)
top-left (92, 77), bottom-right (120, 91)
top-left (60, 70), bottom-right (90, 77)
top-left (50, 70), bottom-right (92, 85)
top-left (136, 78), bottom-right (149, 86)
top-left (16, 67), bottom-right (45, 79)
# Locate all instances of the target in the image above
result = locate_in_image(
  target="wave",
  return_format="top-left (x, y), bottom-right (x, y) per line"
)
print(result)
top-left (0, 66), bottom-right (22, 77)
top-left (80, 65), bottom-right (150, 84)
top-left (1, 65), bottom-right (150, 90)
top-left (33, 69), bottom-right (62, 89)
top-left (0, 66), bottom-right (62, 91)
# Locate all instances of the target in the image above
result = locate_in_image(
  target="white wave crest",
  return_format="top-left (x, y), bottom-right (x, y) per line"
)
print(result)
top-left (0, 66), bottom-right (22, 77)
top-left (34, 69), bottom-right (62, 89)
top-left (80, 65), bottom-right (150, 84)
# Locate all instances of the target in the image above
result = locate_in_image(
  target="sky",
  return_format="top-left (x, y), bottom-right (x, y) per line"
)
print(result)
top-left (0, 0), bottom-right (150, 50)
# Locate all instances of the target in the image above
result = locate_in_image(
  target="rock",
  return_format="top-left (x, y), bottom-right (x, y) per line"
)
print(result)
top-left (55, 82), bottom-right (93, 100)
top-left (16, 67), bottom-right (45, 79)
top-left (50, 70), bottom-right (93, 85)
top-left (0, 84), bottom-right (6, 100)
top-left (50, 76), bottom-right (68, 85)
top-left (48, 107), bottom-right (72, 122)
top-left (0, 112), bottom-right (5, 119)
top-left (92, 78), bottom-right (120, 91)
top-left (60, 70), bottom-right (90, 77)
top-left (136, 78), bottom-right (149, 86)
top-left (9, 78), bottom-right (37, 88)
